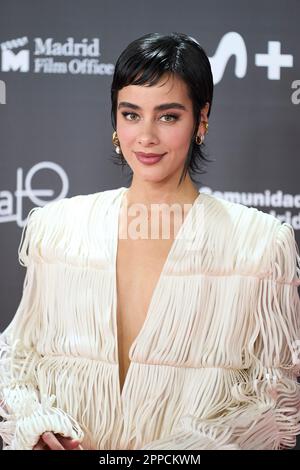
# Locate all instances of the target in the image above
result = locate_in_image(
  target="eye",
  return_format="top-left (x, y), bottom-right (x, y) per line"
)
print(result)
top-left (121, 111), bottom-right (139, 121)
top-left (120, 111), bottom-right (179, 123)
top-left (160, 114), bottom-right (179, 122)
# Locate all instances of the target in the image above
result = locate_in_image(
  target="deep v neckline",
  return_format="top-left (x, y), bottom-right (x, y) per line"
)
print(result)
top-left (113, 186), bottom-right (202, 397)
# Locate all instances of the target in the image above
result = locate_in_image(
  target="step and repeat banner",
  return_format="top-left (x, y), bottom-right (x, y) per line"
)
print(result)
top-left (0, 0), bottom-right (299, 449)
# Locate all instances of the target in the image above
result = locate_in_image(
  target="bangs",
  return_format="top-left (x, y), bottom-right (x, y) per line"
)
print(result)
top-left (117, 47), bottom-right (178, 89)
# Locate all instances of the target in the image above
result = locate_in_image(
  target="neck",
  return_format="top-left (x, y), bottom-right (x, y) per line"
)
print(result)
top-left (125, 173), bottom-right (200, 210)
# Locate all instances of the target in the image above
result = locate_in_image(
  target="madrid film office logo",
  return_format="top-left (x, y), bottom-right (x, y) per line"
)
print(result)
top-left (0, 36), bottom-right (29, 105)
top-left (1, 36), bottom-right (30, 73)
top-left (0, 36), bottom-right (29, 103)
top-left (0, 35), bottom-right (114, 76)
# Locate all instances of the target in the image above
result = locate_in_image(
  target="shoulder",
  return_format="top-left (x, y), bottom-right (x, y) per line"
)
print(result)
top-left (200, 192), bottom-right (281, 239)
top-left (25, 187), bottom-right (126, 234)
top-left (19, 187), bottom-right (124, 266)
top-left (32, 187), bottom-right (124, 221)
top-left (199, 192), bottom-right (290, 275)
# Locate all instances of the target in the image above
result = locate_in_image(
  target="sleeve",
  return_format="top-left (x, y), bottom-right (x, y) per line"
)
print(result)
top-left (141, 222), bottom-right (300, 450)
top-left (0, 207), bottom-right (84, 450)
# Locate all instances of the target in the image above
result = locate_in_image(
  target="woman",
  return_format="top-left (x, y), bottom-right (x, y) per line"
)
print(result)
top-left (0, 32), bottom-right (300, 450)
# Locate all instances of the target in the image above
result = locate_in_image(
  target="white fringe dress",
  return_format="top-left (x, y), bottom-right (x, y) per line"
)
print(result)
top-left (0, 186), bottom-right (300, 450)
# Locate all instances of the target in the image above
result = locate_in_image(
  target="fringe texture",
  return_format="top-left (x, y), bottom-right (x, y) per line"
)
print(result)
top-left (0, 188), bottom-right (299, 450)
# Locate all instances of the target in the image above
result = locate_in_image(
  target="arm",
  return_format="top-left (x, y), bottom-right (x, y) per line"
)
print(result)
top-left (141, 223), bottom-right (300, 450)
top-left (0, 207), bottom-right (84, 450)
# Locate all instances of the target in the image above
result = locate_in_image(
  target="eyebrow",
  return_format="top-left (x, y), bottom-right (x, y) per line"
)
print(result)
top-left (118, 101), bottom-right (187, 112)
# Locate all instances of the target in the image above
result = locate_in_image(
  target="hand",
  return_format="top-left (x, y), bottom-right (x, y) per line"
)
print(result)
top-left (33, 431), bottom-right (83, 450)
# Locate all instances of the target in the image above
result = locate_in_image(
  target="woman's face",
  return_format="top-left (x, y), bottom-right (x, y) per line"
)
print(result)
top-left (116, 74), bottom-right (207, 184)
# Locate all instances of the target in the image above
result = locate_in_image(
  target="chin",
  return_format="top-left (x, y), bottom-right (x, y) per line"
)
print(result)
top-left (139, 176), bottom-right (165, 184)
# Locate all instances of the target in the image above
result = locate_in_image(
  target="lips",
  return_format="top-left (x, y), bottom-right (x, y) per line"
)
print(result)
top-left (134, 151), bottom-right (166, 165)
top-left (135, 152), bottom-right (166, 158)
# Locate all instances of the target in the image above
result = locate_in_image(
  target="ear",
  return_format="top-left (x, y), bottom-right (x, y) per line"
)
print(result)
top-left (196, 102), bottom-right (210, 137)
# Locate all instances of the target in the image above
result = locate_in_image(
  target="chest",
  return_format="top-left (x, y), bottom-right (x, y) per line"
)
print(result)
top-left (116, 235), bottom-right (174, 343)
top-left (115, 234), bottom-right (175, 388)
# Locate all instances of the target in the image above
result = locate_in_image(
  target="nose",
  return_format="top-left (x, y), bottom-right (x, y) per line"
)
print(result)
top-left (137, 121), bottom-right (159, 146)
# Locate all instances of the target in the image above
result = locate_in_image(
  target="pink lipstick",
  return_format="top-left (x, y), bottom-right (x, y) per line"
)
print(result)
top-left (135, 152), bottom-right (166, 165)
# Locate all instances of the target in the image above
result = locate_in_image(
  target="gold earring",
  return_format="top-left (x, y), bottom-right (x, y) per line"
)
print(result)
top-left (204, 122), bottom-right (209, 133)
top-left (112, 131), bottom-right (121, 154)
top-left (195, 134), bottom-right (204, 145)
